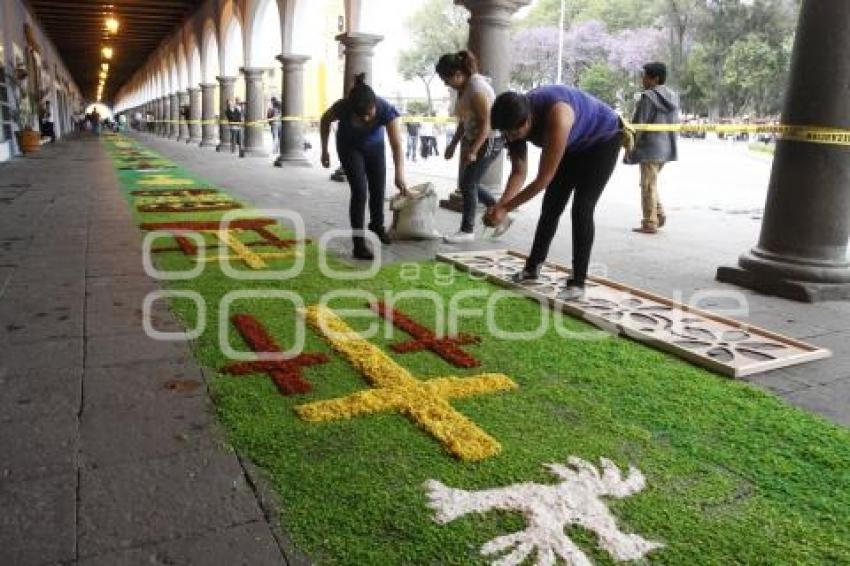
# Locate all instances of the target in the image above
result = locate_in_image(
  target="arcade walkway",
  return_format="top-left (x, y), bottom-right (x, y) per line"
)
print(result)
top-left (1, 134), bottom-right (848, 564)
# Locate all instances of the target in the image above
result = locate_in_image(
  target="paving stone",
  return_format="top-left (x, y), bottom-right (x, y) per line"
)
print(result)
top-left (86, 250), bottom-right (149, 277)
top-left (0, 412), bottom-right (77, 482)
top-left (83, 359), bottom-right (206, 410)
top-left (85, 279), bottom-right (178, 337)
top-left (78, 449), bottom-right (263, 557)
top-left (760, 330), bottom-right (850, 387)
top-left (0, 283), bottom-right (84, 344)
top-left (77, 521), bottom-right (286, 566)
top-left (0, 473), bottom-right (77, 566)
top-left (0, 337), bottom-right (83, 372)
top-left (81, 393), bottom-right (217, 467)
top-left (0, 365), bottom-right (81, 423)
top-left (86, 329), bottom-right (193, 367)
top-left (785, 377), bottom-right (850, 426)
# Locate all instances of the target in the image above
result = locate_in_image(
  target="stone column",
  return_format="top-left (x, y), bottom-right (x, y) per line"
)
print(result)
top-left (451, 0), bottom-right (531, 201)
top-left (239, 67), bottom-right (270, 158)
top-left (331, 33), bottom-right (383, 180)
top-left (159, 96), bottom-right (169, 136)
top-left (169, 93), bottom-right (180, 139)
top-left (199, 83), bottom-right (217, 148)
top-left (335, 32), bottom-right (383, 95)
top-left (188, 87), bottom-right (202, 144)
top-left (177, 90), bottom-right (190, 141)
top-left (717, 0), bottom-right (850, 302)
top-left (216, 76), bottom-right (237, 152)
top-left (274, 54), bottom-right (311, 167)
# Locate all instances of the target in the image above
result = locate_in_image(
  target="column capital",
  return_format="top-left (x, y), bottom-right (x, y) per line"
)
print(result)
top-left (240, 67), bottom-right (271, 79)
top-left (455, 0), bottom-right (530, 27)
top-left (276, 53), bottom-right (310, 68)
top-left (216, 75), bottom-right (238, 85)
top-left (199, 82), bottom-right (217, 89)
top-left (187, 86), bottom-right (200, 94)
top-left (335, 32), bottom-right (383, 52)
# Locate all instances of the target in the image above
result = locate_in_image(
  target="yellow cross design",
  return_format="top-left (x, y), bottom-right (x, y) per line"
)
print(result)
top-left (193, 230), bottom-right (298, 269)
top-left (137, 174), bottom-right (196, 186)
top-left (296, 305), bottom-right (518, 461)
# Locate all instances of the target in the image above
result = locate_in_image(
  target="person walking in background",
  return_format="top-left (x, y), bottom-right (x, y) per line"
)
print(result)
top-left (626, 62), bottom-right (679, 234)
top-left (320, 73), bottom-right (408, 260)
top-left (226, 98), bottom-right (243, 154)
top-left (485, 85), bottom-right (623, 301)
top-left (268, 96), bottom-right (282, 154)
top-left (437, 50), bottom-right (504, 243)
top-left (405, 118), bottom-right (420, 162)
top-left (39, 101), bottom-right (56, 142)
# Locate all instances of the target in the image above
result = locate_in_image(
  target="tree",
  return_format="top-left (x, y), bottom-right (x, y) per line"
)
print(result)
top-left (511, 27), bottom-right (560, 89)
top-left (397, 0), bottom-right (468, 113)
top-left (578, 62), bottom-right (621, 106)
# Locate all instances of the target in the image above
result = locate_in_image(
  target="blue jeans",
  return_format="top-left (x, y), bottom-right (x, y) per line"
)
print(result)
top-left (460, 137), bottom-right (503, 233)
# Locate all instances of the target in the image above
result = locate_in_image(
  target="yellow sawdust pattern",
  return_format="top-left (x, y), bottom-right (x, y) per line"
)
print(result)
top-left (137, 175), bottom-right (196, 186)
top-left (296, 305), bottom-right (518, 461)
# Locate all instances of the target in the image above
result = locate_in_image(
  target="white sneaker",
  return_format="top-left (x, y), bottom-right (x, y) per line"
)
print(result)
top-left (443, 231), bottom-right (475, 244)
top-left (556, 284), bottom-right (585, 302)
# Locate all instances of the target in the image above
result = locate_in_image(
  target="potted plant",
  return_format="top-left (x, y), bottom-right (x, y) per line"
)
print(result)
top-left (6, 62), bottom-right (41, 154)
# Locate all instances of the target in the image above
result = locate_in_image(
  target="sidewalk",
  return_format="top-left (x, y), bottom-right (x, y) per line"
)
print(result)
top-left (0, 136), bottom-right (293, 566)
top-left (1, 132), bottom-right (847, 564)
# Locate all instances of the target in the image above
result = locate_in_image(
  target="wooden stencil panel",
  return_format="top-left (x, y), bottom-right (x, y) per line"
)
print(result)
top-left (437, 250), bottom-right (831, 378)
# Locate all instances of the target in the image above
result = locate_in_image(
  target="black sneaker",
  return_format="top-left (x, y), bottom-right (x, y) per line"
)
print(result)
top-left (352, 238), bottom-right (374, 260)
top-left (370, 226), bottom-right (392, 245)
top-left (511, 267), bottom-right (540, 284)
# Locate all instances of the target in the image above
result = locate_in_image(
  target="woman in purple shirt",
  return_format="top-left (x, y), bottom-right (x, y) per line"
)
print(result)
top-left (320, 74), bottom-right (408, 260)
top-left (485, 86), bottom-right (622, 300)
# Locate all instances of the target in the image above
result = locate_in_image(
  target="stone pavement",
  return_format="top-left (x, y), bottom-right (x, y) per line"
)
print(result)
top-left (0, 136), bottom-right (296, 566)
top-left (1, 133), bottom-right (848, 565)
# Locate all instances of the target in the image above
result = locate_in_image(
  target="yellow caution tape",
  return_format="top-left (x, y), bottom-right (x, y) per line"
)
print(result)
top-left (142, 117), bottom-right (850, 146)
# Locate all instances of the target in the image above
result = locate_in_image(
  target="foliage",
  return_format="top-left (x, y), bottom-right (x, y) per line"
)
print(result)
top-left (397, 0), bottom-right (468, 112)
top-left (514, 0), bottom-right (801, 118)
top-left (101, 135), bottom-right (850, 566)
top-left (4, 64), bottom-right (40, 131)
top-left (577, 61), bottom-right (621, 107)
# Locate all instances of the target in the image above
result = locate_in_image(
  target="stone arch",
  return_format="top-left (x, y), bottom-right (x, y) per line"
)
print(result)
top-left (189, 43), bottom-right (202, 87)
top-left (245, 0), bottom-right (283, 68)
top-left (219, 0), bottom-right (245, 77)
top-left (177, 47), bottom-right (190, 91)
top-left (202, 19), bottom-right (220, 82)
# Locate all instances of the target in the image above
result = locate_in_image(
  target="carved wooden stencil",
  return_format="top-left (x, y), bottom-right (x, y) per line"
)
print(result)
top-left (437, 249), bottom-right (831, 378)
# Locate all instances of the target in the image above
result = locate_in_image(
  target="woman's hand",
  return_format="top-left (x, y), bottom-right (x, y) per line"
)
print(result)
top-left (321, 151), bottom-right (331, 168)
top-left (484, 204), bottom-right (507, 227)
top-left (444, 142), bottom-right (457, 160)
top-left (395, 174), bottom-right (408, 194)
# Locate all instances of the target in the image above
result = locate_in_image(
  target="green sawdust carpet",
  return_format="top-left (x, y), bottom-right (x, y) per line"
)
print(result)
top-left (102, 135), bottom-right (850, 565)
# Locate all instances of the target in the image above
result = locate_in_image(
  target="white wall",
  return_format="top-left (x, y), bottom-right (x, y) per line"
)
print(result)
top-left (0, 0), bottom-right (83, 161)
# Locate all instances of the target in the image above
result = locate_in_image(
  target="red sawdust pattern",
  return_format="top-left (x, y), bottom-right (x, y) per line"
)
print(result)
top-left (222, 314), bottom-right (329, 395)
top-left (370, 301), bottom-right (481, 368)
top-left (141, 219), bottom-right (308, 255)
top-left (131, 189), bottom-right (220, 197)
top-left (138, 202), bottom-right (243, 213)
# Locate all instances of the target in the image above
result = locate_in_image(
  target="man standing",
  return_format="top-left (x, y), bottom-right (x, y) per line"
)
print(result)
top-left (225, 99), bottom-right (243, 154)
top-left (405, 118), bottom-right (420, 162)
top-left (628, 62), bottom-right (679, 234)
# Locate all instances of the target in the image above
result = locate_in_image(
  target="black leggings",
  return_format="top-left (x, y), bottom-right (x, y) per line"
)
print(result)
top-left (526, 134), bottom-right (621, 285)
top-left (338, 143), bottom-right (386, 235)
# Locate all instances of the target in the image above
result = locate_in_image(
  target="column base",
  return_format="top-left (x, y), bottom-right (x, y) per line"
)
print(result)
top-left (200, 139), bottom-right (217, 148)
top-left (215, 143), bottom-right (229, 152)
top-left (274, 152), bottom-right (311, 167)
top-left (716, 265), bottom-right (850, 303)
top-left (188, 137), bottom-right (201, 144)
top-left (439, 190), bottom-right (464, 213)
top-left (239, 148), bottom-right (269, 158)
